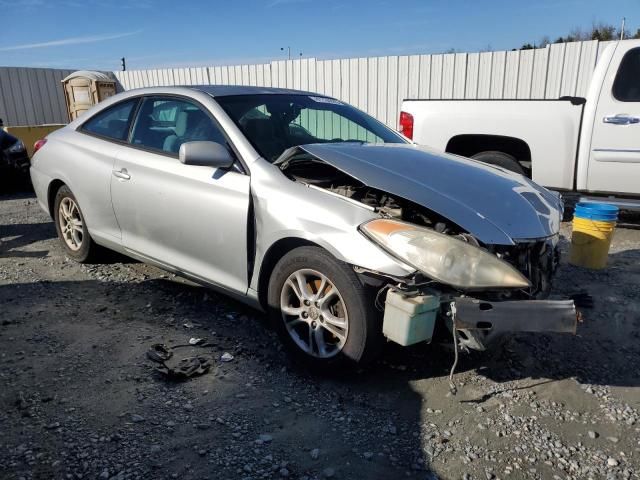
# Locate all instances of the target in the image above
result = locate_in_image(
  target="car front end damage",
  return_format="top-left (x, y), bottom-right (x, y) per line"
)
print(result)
top-left (275, 143), bottom-right (580, 354)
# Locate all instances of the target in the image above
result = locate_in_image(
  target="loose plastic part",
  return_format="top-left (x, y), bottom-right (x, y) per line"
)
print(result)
top-left (382, 289), bottom-right (439, 346)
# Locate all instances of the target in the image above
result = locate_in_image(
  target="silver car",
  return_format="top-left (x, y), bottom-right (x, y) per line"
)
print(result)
top-left (30, 86), bottom-right (577, 368)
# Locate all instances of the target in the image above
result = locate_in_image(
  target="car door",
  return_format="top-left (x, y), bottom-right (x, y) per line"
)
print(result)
top-left (587, 44), bottom-right (640, 195)
top-left (110, 95), bottom-right (250, 294)
top-left (73, 97), bottom-right (140, 242)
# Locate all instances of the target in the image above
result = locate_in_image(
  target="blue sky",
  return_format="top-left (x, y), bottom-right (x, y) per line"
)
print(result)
top-left (0, 0), bottom-right (638, 70)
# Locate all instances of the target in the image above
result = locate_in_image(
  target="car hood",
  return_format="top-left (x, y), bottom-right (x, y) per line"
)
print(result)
top-left (289, 143), bottom-right (562, 245)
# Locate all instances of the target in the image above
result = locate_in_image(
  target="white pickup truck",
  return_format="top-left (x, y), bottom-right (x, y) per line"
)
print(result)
top-left (400, 40), bottom-right (640, 204)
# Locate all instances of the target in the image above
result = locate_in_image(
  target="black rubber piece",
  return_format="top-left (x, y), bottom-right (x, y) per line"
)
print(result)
top-left (471, 150), bottom-right (525, 175)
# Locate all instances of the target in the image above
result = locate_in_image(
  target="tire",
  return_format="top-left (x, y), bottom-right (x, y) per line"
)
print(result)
top-left (53, 185), bottom-right (99, 263)
top-left (267, 246), bottom-right (383, 370)
top-left (471, 150), bottom-right (525, 175)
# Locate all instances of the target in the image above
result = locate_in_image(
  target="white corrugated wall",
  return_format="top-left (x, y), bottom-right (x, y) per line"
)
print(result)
top-left (113, 40), bottom-right (611, 129)
top-left (0, 40), bottom-right (615, 128)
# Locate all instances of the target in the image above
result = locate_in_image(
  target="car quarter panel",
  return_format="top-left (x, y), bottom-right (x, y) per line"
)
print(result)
top-left (30, 128), bottom-right (124, 242)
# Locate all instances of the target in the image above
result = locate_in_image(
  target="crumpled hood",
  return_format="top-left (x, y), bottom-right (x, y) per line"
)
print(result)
top-left (293, 143), bottom-right (562, 245)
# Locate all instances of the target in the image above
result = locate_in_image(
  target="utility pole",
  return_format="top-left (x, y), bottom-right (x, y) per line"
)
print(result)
top-left (280, 47), bottom-right (291, 60)
top-left (621, 17), bottom-right (626, 40)
top-left (121, 57), bottom-right (126, 71)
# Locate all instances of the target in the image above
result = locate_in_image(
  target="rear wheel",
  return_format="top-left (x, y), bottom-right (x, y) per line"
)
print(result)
top-left (267, 246), bottom-right (382, 369)
top-left (53, 185), bottom-right (100, 262)
top-left (471, 150), bottom-right (525, 175)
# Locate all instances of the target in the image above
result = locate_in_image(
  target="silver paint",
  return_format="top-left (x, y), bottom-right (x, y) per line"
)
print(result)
top-left (30, 85), bottom-right (562, 313)
top-left (293, 143), bottom-right (563, 245)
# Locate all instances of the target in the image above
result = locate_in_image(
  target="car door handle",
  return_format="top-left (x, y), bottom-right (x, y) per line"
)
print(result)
top-left (603, 115), bottom-right (640, 125)
top-left (112, 168), bottom-right (131, 180)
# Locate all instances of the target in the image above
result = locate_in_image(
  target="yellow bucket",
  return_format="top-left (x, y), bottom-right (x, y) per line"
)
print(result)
top-left (569, 217), bottom-right (616, 269)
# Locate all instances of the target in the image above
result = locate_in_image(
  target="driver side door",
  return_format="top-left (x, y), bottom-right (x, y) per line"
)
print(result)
top-left (110, 95), bottom-right (250, 294)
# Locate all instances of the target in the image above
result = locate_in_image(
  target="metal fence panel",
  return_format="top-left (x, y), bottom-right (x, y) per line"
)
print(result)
top-left (0, 39), bottom-right (621, 127)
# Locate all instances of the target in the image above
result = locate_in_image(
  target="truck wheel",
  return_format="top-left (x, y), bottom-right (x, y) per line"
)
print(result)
top-left (471, 151), bottom-right (525, 175)
top-left (267, 246), bottom-right (383, 370)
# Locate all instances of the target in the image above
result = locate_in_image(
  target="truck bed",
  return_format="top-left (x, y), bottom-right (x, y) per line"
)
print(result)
top-left (402, 98), bottom-right (585, 190)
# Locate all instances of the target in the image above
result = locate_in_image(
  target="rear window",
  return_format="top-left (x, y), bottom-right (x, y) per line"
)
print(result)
top-left (81, 99), bottom-right (138, 141)
top-left (613, 48), bottom-right (640, 102)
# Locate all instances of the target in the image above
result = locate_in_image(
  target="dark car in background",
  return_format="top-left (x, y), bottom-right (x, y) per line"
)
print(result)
top-left (0, 120), bottom-right (30, 186)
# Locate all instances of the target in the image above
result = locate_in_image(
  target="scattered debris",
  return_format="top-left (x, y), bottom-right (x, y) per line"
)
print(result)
top-left (130, 414), bottom-right (145, 423)
top-left (220, 352), bottom-right (234, 362)
top-left (146, 342), bottom-right (213, 379)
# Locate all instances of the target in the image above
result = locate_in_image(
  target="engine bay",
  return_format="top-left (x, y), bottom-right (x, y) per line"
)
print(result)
top-left (279, 150), bottom-right (558, 299)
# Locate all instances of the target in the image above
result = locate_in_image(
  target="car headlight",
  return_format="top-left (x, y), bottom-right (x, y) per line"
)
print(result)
top-left (360, 218), bottom-right (531, 289)
top-left (6, 140), bottom-right (25, 153)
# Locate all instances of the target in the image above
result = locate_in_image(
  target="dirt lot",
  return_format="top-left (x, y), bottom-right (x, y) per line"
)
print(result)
top-left (1, 190), bottom-right (639, 480)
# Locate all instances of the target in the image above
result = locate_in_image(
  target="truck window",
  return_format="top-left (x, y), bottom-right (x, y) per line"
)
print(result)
top-left (612, 47), bottom-right (640, 102)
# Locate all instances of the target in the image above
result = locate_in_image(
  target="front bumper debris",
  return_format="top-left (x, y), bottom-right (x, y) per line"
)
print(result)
top-left (454, 297), bottom-right (578, 334)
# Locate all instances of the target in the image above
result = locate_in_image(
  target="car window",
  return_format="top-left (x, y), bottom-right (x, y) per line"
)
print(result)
top-left (613, 47), bottom-right (640, 102)
top-left (81, 99), bottom-right (138, 141)
top-left (292, 109), bottom-right (384, 143)
top-left (219, 94), bottom-right (403, 162)
top-left (130, 97), bottom-right (227, 154)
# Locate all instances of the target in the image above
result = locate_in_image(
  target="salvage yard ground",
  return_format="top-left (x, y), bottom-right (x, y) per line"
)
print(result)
top-left (1, 190), bottom-right (639, 480)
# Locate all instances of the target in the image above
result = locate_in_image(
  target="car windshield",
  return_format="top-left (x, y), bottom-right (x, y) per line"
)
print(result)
top-left (215, 94), bottom-right (407, 162)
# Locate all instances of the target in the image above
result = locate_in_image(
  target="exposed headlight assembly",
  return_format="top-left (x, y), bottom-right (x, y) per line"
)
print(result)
top-left (360, 218), bottom-right (531, 289)
top-left (6, 140), bottom-right (25, 153)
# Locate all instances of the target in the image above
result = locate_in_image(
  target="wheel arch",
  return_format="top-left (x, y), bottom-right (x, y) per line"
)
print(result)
top-left (47, 179), bottom-right (67, 218)
top-left (445, 134), bottom-right (532, 172)
top-left (256, 237), bottom-right (322, 310)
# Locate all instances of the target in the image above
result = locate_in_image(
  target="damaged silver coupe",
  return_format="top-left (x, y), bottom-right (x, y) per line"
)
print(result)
top-left (30, 86), bottom-right (578, 368)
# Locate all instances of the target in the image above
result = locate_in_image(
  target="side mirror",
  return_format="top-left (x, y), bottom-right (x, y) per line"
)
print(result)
top-left (179, 141), bottom-right (234, 168)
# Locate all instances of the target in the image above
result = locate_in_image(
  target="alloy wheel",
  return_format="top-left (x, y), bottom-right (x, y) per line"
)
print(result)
top-left (58, 197), bottom-right (84, 251)
top-left (280, 268), bottom-right (349, 358)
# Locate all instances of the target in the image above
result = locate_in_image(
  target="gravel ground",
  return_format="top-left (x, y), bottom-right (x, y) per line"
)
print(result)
top-left (1, 190), bottom-right (639, 480)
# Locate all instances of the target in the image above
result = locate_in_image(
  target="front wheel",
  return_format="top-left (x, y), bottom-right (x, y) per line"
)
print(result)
top-left (267, 246), bottom-right (383, 369)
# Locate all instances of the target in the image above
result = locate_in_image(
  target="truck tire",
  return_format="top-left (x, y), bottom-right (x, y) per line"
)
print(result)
top-left (471, 151), bottom-right (525, 175)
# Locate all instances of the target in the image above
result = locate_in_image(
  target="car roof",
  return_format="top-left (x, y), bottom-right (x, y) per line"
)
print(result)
top-left (190, 85), bottom-right (320, 97)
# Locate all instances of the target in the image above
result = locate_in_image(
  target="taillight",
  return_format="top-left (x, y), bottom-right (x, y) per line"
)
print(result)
top-left (33, 138), bottom-right (47, 154)
top-left (399, 111), bottom-right (414, 139)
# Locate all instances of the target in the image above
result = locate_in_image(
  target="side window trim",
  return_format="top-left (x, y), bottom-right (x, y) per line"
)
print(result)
top-left (612, 47), bottom-right (640, 103)
top-left (126, 97), bottom-right (144, 144)
top-left (78, 97), bottom-right (141, 143)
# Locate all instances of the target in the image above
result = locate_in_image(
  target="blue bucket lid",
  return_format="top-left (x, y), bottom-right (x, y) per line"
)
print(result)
top-left (574, 202), bottom-right (618, 221)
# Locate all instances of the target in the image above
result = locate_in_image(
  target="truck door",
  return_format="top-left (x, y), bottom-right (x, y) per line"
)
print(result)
top-left (587, 44), bottom-right (640, 195)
